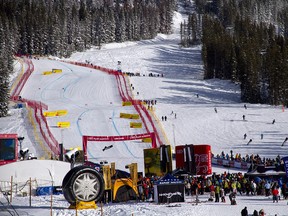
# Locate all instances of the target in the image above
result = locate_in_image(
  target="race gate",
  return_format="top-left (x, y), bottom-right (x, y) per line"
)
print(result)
top-left (82, 132), bottom-right (156, 162)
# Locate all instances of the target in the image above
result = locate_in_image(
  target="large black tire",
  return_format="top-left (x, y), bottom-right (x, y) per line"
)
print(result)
top-left (62, 165), bottom-right (104, 205)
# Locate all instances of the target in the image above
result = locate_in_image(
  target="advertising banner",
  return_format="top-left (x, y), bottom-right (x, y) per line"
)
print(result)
top-left (129, 163), bottom-right (138, 188)
top-left (83, 133), bottom-right (156, 161)
top-left (52, 69), bottom-right (62, 73)
top-left (282, 156), bottom-right (288, 178)
top-left (57, 122), bottom-right (70, 128)
top-left (130, 122), bottom-right (142, 128)
top-left (193, 145), bottom-right (212, 175)
top-left (56, 110), bottom-right (68, 116)
top-left (103, 165), bottom-right (112, 190)
top-left (42, 71), bottom-right (52, 75)
top-left (120, 113), bottom-right (140, 119)
top-left (175, 144), bottom-right (212, 175)
top-left (43, 111), bottom-right (57, 117)
top-left (122, 101), bottom-right (132, 106)
top-left (144, 145), bottom-right (172, 177)
top-left (155, 184), bottom-right (185, 203)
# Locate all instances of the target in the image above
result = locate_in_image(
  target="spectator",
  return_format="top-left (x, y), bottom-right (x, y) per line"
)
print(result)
top-left (241, 206), bottom-right (248, 216)
top-left (259, 209), bottom-right (265, 216)
top-left (272, 187), bottom-right (279, 203)
top-left (253, 210), bottom-right (259, 216)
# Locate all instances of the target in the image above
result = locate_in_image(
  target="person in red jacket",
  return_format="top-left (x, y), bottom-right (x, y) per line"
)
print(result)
top-left (272, 187), bottom-right (279, 203)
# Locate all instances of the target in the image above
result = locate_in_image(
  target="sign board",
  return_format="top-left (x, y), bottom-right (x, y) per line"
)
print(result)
top-left (0, 134), bottom-right (18, 166)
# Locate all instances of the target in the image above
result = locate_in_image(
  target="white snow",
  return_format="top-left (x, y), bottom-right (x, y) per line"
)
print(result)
top-left (0, 7), bottom-right (288, 216)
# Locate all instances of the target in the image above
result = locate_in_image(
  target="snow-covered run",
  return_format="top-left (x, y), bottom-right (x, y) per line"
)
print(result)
top-left (1, 8), bottom-right (288, 216)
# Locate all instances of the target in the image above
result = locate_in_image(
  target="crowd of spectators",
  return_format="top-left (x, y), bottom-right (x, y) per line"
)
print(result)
top-left (136, 171), bottom-right (288, 204)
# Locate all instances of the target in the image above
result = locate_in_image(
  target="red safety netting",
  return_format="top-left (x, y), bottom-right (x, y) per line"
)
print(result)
top-left (10, 58), bottom-right (60, 156)
top-left (66, 60), bottom-right (163, 148)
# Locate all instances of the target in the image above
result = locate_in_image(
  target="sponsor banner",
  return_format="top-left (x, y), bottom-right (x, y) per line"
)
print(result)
top-left (57, 122), bottom-right (70, 128)
top-left (142, 137), bottom-right (152, 143)
top-left (155, 184), bottom-right (185, 203)
top-left (129, 163), bottom-right (138, 188)
top-left (282, 156), bottom-right (288, 178)
top-left (85, 133), bottom-right (152, 142)
top-left (176, 144), bottom-right (212, 175)
top-left (56, 110), bottom-right (68, 116)
top-left (211, 157), bottom-right (250, 170)
top-left (42, 71), bottom-right (52, 75)
top-left (120, 113), bottom-right (131, 118)
top-left (144, 146), bottom-right (172, 177)
top-left (122, 101), bottom-right (132, 106)
top-left (52, 69), bottom-right (62, 73)
top-left (83, 133), bottom-right (156, 161)
top-left (102, 165), bottom-right (112, 190)
top-left (43, 111), bottom-right (57, 117)
top-left (130, 122), bottom-right (142, 128)
top-left (144, 148), bottom-right (162, 177)
top-left (120, 113), bottom-right (140, 119)
top-left (131, 114), bottom-right (140, 119)
top-left (111, 162), bottom-right (116, 176)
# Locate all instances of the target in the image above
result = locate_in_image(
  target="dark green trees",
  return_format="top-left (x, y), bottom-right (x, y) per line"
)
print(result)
top-left (198, 0), bottom-right (288, 106)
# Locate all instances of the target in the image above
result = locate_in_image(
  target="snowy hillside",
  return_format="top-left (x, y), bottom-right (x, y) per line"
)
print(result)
top-left (0, 8), bottom-right (288, 216)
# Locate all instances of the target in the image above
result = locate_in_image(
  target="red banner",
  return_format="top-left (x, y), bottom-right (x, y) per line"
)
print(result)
top-left (83, 133), bottom-right (156, 161)
top-left (175, 144), bottom-right (212, 175)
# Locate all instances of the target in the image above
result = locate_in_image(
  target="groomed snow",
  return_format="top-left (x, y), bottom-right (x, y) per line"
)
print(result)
top-left (0, 9), bottom-right (288, 216)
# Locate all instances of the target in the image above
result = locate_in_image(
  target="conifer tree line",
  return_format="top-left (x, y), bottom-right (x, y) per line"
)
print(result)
top-left (181, 0), bottom-right (288, 106)
top-left (0, 0), bottom-right (176, 117)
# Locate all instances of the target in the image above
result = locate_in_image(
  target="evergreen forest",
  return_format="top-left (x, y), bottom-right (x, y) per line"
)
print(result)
top-left (0, 0), bottom-right (176, 116)
top-left (181, 0), bottom-right (288, 105)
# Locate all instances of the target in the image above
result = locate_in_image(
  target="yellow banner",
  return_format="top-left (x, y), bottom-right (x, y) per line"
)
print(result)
top-left (120, 113), bottom-right (131, 118)
top-left (56, 110), bottom-right (68, 116)
top-left (131, 114), bottom-right (140, 119)
top-left (111, 162), bottom-right (116, 176)
top-left (143, 146), bottom-right (172, 177)
top-left (57, 122), bottom-right (70, 128)
top-left (142, 138), bottom-right (152, 143)
top-left (52, 69), bottom-right (62, 73)
top-left (130, 163), bottom-right (138, 188)
top-left (42, 71), bottom-right (52, 75)
top-left (43, 111), bottom-right (57, 117)
top-left (103, 165), bottom-right (112, 190)
top-left (122, 101), bottom-right (132, 106)
top-left (130, 122), bottom-right (142, 128)
top-left (120, 113), bottom-right (140, 119)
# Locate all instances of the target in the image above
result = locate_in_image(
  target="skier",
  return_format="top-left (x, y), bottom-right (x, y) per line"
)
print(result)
top-left (214, 107), bottom-right (218, 113)
top-left (272, 119), bottom-right (275, 124)
top-left (243, 115), bottom-right (246, 121)
top-left (244, 133), bottom-right (247, 139)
